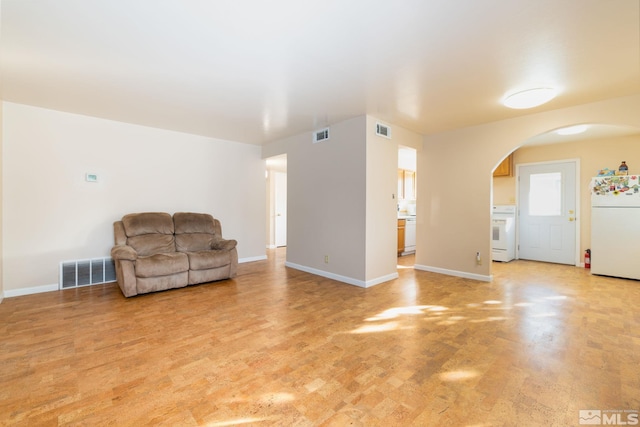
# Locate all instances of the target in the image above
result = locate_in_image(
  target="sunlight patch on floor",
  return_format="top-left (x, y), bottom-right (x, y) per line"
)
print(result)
top-left (208, 418), bottom-right (270, 426)
top-left (350, 292), bottom-right (568, 333)
top-left (470, 316), bottom-right (509, 323)
top-left (439, 369), bottom-right (480, 382)
top-left (514, 302), bottom-right (533, 307)
top-left (530, 311), bottom-right (557, 318)
top-left (258, 392), bottom-right (295, 404)
top-left (365, 305), bottom-right (449, 322)
top-left (351, 321), bottom-right (401, 334)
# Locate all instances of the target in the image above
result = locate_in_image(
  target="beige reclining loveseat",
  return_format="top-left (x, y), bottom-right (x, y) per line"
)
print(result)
top-left (111, 212), bottom-right (237, 297)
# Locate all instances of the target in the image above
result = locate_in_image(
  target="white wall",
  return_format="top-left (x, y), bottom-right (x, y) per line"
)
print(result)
top-left (366, 117), bottom-right (423, 282)
top-left (2, 102), bottom-right (266, 293)
top-left (283, 116), bottom-right (368, 283)
top-left (417, 94), bottom-right (640, 280)
top-left (365, 116), bottom-right (398, 283)
top-left (0, 101), bottom-right (3, 301)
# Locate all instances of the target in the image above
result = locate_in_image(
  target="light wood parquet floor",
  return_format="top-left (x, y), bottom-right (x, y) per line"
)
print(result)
top-left (1, 249), bottom-right (639, 426)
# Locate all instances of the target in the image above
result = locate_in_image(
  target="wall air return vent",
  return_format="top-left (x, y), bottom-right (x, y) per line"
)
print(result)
top-left (59, 257), bottom-right (116, 289)
top-left (376, 122), bottom-right (391, 139)
top-left (313, 127), bottom-right (330, 143)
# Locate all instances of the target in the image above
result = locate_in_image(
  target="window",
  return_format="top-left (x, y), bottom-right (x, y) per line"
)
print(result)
top-left (529, 172), bottom-right (562, 216)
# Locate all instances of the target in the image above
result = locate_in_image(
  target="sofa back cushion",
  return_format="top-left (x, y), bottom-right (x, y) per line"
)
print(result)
top-left (174, 212), bottom-right (221, 252)
top-left (122, 212), bottom-right (176, 256)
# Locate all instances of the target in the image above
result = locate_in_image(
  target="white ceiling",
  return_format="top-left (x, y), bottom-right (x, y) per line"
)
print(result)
top-left (2, 0), bottom-right (639, 145)
top-left (525, 124), bottom-right (640, 146)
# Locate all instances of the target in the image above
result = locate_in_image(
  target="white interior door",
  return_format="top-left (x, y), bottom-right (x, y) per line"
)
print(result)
top-left (274, 172), bottom-right (287, 247)
top-left (518, 161), bottom-right (577, 265)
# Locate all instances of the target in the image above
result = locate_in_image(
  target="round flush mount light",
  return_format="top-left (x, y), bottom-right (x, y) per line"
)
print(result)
top-left (556, 124), bottom-right (588, 135)
top-left (502, 87), bottom-right (558, 109)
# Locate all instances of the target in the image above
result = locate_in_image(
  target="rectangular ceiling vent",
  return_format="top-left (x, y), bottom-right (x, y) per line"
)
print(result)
top-left (313, 127), bottom-right (330, 143)
top-left (376, 122), bottom-right (391, 139)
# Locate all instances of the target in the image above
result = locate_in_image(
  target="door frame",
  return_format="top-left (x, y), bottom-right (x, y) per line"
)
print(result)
top-left (515, 158), bottom-right (581, 266)
top-left (274, 171), bottom-right (287, 247)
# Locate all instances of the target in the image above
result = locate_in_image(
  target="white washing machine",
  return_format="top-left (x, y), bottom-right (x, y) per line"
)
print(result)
top-left (492, 205), bottom-right (516, 262)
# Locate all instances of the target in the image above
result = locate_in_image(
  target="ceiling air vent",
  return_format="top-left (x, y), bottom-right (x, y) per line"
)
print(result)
top-left (376, 122), bottom-right (391, 139)
top-left (313, 127), bottom-right (330, 143)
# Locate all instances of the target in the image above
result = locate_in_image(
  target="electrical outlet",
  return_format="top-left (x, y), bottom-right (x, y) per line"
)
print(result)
top-left (476, 252), bottom-right (482, 265)
top-left (324, 255), bottom-right (329, 264)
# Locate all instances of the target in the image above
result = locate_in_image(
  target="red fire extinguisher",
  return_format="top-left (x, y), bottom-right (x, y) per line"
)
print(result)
top-left (585, 249), bottom-right (591, 269)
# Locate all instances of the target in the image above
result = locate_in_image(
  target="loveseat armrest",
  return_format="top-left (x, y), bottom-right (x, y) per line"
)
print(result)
top-left (111, 245), bottom-right (138, 261)
top-left (211, 238), bottom-right (237, 251)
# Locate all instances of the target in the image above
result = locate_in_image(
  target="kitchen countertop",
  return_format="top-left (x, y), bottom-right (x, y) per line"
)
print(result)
top-left (398, 215), bottom-right (416, 220)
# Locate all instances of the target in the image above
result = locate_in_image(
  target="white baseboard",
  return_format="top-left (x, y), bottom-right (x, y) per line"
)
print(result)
top-left (239, 255), bottom-right (268, 263)
top-left (365, 272), bottom-right (400, 287)
top-left (4, 283), bottom-right (59, 298)
top-left (2, 256), bottom-right (267, 300)
top-left (414, 264), bottom-right (492, 282)
top-left (285, 262), bottom-right (398, 288)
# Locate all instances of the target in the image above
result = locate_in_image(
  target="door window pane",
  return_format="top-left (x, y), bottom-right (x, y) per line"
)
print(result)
top-left (529, 172), bottom-right (562, 216)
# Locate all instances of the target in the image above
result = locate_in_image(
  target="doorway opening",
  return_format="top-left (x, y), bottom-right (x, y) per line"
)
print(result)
top-left (491, 154), bottom-right (580, 266)
top-left (398, 146), bottom-right (417, 266)
top-left (516, 159), bottom-right (580, 265)
top-left (266, 154), bottom-right (287, 250)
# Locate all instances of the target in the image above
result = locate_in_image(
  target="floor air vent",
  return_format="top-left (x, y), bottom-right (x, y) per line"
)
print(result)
top-left (59, 257), bottom-right (116, 289)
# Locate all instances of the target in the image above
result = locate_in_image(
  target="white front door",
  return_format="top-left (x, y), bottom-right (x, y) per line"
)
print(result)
top-left (274, 172), bottom-right (287, 247)
top-left (518, 161), bottom-right (578, 265)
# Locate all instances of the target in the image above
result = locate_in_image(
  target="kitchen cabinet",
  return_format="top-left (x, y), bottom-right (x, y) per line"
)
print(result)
top-left (397, 219), bottom-right (406, 255)
top-left (397, 169), bottom-right (416, 200)
top-left (493, 154), bottom-right (513, 177)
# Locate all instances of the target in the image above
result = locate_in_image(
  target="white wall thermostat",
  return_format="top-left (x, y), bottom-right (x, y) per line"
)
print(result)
top-left (85, 173), bottom-right (99, 183)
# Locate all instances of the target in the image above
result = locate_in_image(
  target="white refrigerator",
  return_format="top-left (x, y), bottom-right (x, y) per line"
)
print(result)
top-left (590, 175), bottom-right (640, 280)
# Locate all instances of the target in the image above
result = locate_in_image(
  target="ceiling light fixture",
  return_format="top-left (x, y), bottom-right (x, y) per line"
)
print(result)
top-left (556, 124), bottom-right (588, 135)
top-left (502, 87), bottom-right (557, 109)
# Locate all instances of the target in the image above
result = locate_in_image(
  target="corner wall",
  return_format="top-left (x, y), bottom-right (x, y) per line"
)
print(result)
top-left (264, 115), bottom-right (423, 287)
top-left (283, 116), bottom-right (368, 284)
top-left (365, 116), bottom-right (399, 284)
top-left (0, 100), bottom-right (3, 302)
top-left (2, 102), bottom-right (266, 295)
top-left (365, 117), bottom-right (423, 283)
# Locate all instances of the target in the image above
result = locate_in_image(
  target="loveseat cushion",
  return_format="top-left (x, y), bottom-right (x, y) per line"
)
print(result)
top-left (174, 212), bottom-right (227, 252)
top-left (135, 252), bottom-right (189, 278)
top-left (174, 212), bottom-right (217, 234)
top-left (123, 212), bottom-right (174, 236)
top-left (175, 234), bottom-right (215, 253)
top-left (127, 235), bottom-right (176, 257)
top-left (122, 213), bottom-right (176, 256)
top-left (187, 250), bottom-right (231, 270)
